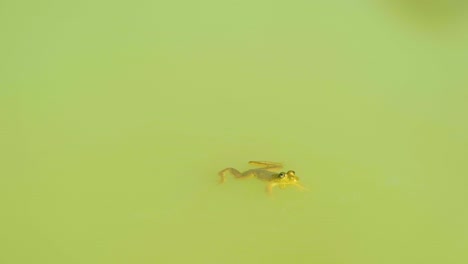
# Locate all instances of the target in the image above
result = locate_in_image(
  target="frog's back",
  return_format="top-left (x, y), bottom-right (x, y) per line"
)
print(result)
top-left (250, 169), bottom-right (276, 181)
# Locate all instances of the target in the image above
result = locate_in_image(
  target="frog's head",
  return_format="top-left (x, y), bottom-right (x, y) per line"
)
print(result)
top-left (278, 170), bottom-right (299, 184)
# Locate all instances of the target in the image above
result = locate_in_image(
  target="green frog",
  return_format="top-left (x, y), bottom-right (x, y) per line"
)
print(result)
top-left (218, 161), bottom-right (307, 195)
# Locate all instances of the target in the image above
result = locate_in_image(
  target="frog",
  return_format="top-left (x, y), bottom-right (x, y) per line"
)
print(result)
top-left (218, 161), bottom-right (307, 195)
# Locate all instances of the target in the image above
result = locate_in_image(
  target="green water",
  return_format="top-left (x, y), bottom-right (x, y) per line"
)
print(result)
top-left (2, 1), bottom-right (468, 263)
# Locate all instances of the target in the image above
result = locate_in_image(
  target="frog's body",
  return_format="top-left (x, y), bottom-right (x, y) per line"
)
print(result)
top-left (218, 161), bottom-right (306, 195)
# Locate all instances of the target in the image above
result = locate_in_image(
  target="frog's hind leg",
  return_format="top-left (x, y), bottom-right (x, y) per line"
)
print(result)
top-left (218, 168), bottom-right (255, 184)
top-left (248, 161), bottom-right (283, 171)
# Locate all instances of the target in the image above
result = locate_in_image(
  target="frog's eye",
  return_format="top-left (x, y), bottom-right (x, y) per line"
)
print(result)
top-left (278, 172), bottom-right (285, 178)
top-left (288, 170), bottom-right (295, 175)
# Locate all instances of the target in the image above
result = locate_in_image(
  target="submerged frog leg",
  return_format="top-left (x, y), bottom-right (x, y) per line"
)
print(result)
top-left (248, 161), bottom-right (283, 172)
top-left (218, 168), bottom-right (255, 184)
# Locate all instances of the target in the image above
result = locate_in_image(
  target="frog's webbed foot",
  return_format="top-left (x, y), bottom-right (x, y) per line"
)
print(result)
top-left (218, 168), bottom-right (254, 184)
top-left (248, 161), bottom-right (283, 172)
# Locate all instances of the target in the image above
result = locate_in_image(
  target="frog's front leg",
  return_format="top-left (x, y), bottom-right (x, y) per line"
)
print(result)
top-left (266, 182), bottom-right (307, 194)
top-left (266, 182), bottom-right (278, 195)
top-left (294, 183), bottom-right (308, 191)
top-left (218, 168), bottom-right (254, 184)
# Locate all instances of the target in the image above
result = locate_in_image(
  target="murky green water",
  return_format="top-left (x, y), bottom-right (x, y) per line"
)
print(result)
top-left (2, 1), bottom-right (468, 263)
